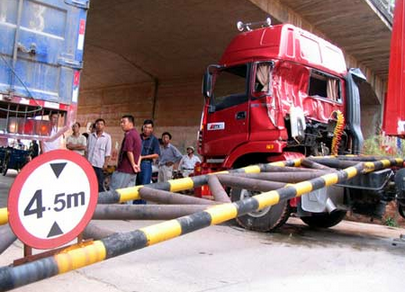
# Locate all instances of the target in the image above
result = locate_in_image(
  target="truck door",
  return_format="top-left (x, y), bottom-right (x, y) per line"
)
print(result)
top-left (204, 64), bottom-right (250, 156)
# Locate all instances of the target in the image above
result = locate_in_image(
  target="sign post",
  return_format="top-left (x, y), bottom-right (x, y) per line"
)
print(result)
top-left (8, 150), bottom-right (98, 250)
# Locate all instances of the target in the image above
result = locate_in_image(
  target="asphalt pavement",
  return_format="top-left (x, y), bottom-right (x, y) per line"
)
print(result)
top-left (0, 170), bottom-right (405, 292)
top-left (0, 169), bottom-right (17, 208)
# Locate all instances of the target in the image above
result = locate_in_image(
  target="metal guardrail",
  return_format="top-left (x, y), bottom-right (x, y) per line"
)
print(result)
top-left (0, 155), bottom-right (404, 291)
top-left (370, 0), bottom-right (395, 26)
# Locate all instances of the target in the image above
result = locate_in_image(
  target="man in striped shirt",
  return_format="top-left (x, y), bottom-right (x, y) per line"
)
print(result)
top-left (87, 118), bottom-right (111, 192)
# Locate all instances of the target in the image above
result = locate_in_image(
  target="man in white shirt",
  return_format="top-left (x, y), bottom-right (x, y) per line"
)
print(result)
top-left (178, 146), bottom-right (201, 177)
top-left (66, 122), bottom-right (87, 156)
top-left (40, 113), bottom-right (66, 153)
top-left (87, 118), bottom-right (112, 192)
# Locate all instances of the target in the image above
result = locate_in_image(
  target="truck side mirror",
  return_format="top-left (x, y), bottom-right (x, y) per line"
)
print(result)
top-left (202, 71), bottom-right (213, 98)
top-left (202, 64), bottom-right (222, 99)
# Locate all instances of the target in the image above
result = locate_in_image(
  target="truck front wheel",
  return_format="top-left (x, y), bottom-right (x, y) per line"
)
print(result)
top-left (231, 188), bottom-right (291, 232)
top-left (300, 210), bottom-right (347, 228)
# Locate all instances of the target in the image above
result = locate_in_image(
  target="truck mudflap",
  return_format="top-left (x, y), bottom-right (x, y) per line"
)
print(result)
top-left (0, 155), bottom-right (404, 290)
top-left (346, 68), bottom-right (366, 154)
top-left (299, 185), bottom-right (344, 214)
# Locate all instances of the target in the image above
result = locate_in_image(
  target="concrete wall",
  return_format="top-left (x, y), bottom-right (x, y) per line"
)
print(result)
top-left (77, 78), bottom-right (203, 164)
top-left (153, 78), bottom-right (204, 151)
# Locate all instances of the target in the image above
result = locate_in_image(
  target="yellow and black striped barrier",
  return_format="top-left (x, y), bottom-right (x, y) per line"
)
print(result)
top-left (0, 156), bottom-right (403, 291)
top-left (0, 208), bottom-right (7, 226)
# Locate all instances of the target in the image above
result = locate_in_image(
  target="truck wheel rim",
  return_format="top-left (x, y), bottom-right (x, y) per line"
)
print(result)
top-left (240, 189), bottom-right (271, 218)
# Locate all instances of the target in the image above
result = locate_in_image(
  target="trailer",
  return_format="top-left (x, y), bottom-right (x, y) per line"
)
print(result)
top-left (0, 0), bottom-right (89, 140)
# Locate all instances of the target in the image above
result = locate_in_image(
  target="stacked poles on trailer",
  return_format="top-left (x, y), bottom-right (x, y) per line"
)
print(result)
top-left (0, 156), bottom-right (403, 291)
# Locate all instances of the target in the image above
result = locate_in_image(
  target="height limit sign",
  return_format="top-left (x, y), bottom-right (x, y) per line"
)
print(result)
top-left (8, 150), bottom-right (98, 249)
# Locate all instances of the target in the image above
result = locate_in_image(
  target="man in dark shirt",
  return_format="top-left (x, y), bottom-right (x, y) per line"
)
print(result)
top-left (134, 119), bottom-right (161, 204)
top-left (110, 115), bottom-right (141, 197)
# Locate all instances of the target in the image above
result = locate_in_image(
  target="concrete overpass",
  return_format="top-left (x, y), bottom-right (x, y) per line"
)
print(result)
top-left (77, 0), bottom-right (394, 161)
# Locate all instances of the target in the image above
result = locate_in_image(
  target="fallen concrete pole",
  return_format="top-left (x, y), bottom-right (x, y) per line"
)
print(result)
top-left (216, 174), bottom-right (286, 192)
top-left (0, 158), bottom-right (403, 291)
top-left (138, 187), bottom-right (217, 205)
top-left (301, 158), bottom-right (338, 170)
top-left (208, 176), bottom-right (231, 203)
top-left (327, 155), bottom-right (398, 162)
top-left (227, 171), bottom-right (331, 183)
top-left (305, 157), bottom-right (359, 169)
top-left (83, 222), bottom-right (117, 240)
top-left (0, 225), bottom-right (17, 255)
top-left (93, 204), bottom-right (210, 220)
top-left (260, 165), bottom-right (321, 172)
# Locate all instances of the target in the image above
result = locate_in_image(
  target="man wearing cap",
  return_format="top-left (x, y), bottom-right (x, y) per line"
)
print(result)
top-left (178, 146), bottom-right (201, 178)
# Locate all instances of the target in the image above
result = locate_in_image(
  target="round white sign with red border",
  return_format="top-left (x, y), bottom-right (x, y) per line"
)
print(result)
top-left (8, 150), bottom-right (98, 249)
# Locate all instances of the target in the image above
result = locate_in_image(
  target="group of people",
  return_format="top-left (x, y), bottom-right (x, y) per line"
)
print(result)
top-left (40, 113), bottom-right (201, 203)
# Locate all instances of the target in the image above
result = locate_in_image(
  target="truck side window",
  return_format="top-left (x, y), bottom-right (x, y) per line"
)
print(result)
top-left (212, 64), bottom-right (247, 111)
top-left (308, 72), bottom-right (341, 102)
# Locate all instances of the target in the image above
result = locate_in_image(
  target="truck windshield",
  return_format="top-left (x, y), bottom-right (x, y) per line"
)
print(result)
top-left (212, 64), bottom-right (248, 111)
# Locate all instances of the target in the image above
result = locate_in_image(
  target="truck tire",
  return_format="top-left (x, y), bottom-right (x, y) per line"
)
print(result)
top-left (300, 210), bottom-right (347, 228)
top-left (231, 188), bottom-right (291, 232)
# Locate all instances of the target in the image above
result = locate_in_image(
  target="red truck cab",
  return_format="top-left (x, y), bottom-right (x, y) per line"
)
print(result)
top-left (198, 23), bottom-right (361, 170)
